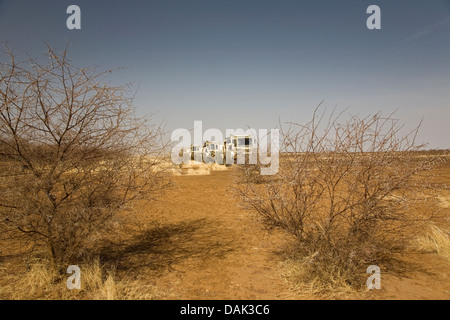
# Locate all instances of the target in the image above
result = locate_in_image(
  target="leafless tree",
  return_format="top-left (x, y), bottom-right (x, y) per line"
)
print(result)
top-left (0, 45), bottom-right (169, 271)
top-left (236, 105), bottom-right (442, 286)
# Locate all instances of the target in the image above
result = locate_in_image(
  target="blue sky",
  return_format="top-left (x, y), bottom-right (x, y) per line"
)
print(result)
top-left (0, 0), bottom-right (449, 148)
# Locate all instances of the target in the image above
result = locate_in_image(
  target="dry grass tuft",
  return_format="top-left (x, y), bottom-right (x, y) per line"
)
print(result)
top-left (415, 225), bottom-right (450, 261)
top-left (0, 258), bottom-right (167, 300)
top-left (277, 250), bottom-right (366, 300)
top-left (4, 260), bottom-right (74, 300)
top-left (437, 195), bottom-right (450, 209)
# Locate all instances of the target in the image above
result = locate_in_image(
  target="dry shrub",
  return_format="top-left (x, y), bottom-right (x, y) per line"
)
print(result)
top-left (236, 106), bottom-right (442, 294)
top-left (0, 45), bottom-right (170, 271)
top-left (236, 163), bottom-right (265, 184)
top-left (235, 154), bottom-right (268, 184)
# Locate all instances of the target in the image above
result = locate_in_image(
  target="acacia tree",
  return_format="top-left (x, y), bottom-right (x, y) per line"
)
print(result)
top-left (236, 106), bottom-right (440, 287)
top-left (0, 45), bottom-right (169, 271)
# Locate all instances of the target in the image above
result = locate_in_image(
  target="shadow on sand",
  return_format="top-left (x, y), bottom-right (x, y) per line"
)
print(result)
top-left (97, 218), bottom-right (236, 276)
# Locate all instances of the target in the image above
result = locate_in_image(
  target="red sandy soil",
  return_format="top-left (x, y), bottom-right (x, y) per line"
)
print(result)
top-left (1, 166), bottom-right (448, 300)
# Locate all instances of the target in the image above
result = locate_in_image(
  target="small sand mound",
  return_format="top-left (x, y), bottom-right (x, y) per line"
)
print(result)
top-left (208, 163), bottom-right (229, 171)
top-left (171, 162), bottom-right (229, 176)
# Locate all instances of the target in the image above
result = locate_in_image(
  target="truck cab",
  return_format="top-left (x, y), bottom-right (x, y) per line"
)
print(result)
top-left (203, 140), bottom-right (223, 163)
top-left (225, 135), bottom-right (257, 164)
top-left (191, 145), bottom-right (203, 162)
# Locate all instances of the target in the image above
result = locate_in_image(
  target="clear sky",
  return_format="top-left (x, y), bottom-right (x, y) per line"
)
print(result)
top-left (0, 0), bottom-right (449, 148)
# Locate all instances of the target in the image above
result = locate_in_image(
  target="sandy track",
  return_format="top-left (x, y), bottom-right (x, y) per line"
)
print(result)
top-left (133, 170), bottom-right (290, 299)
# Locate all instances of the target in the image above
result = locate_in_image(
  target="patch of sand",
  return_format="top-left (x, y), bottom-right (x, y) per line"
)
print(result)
top-left (171, 162), bottom-right (229, 176)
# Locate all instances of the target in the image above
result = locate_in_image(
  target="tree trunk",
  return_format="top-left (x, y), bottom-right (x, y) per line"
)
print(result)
top-left (47, 241), bottom-right (57, 272)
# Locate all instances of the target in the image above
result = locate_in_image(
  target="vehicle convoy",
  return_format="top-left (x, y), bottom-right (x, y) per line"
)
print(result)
top-left (179, 134), bottom-right (256, 165)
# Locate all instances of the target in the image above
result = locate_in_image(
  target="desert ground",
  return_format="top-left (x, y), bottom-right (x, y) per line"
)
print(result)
top-left (0, 156), bottom-right (449, 300)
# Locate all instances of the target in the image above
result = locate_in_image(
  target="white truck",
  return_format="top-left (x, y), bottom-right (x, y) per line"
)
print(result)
top-left (203, 140), bottom-right (223, 163)
top-left (179, 145), bottom-right (203, 162)
top-left (224, 134), bottom-right (257, 165)
top-left (191, 145), bottom-right (203, 162)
